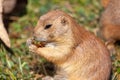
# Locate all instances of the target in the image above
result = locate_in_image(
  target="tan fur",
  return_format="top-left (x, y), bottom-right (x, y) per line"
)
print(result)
top-left (27, 10), bottom-right (111, 80)
top-left (100, 0), bottom-right (120, 42)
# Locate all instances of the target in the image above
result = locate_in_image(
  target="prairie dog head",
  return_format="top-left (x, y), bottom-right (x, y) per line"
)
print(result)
top-left (33, 10), bottom-right (74, 45)
top-left (27, 10), bottom-right (75, 63)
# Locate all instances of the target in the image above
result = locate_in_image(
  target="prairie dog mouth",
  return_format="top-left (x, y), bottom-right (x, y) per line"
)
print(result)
top-left (31, 38), bottom-right (56, 48)
top-left (32, 40), bottom-right (46, 47)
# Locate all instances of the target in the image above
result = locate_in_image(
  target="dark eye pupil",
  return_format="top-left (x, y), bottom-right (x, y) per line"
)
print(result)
top-left (44, 24), bottom-right (52, 29)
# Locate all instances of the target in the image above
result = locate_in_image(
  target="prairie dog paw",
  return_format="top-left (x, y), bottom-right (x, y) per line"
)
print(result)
top-left (28, 45), bottom-right (38, 53)
top-left (26, 38), bottom-right (33, 46)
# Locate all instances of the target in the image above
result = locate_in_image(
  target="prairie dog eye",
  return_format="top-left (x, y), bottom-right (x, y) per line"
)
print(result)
top-left (44, 24), bottom-right (52, 29)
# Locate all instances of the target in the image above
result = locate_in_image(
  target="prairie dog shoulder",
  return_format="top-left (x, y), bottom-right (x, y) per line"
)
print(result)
top-left (27, 10), bottom-right (111, 80)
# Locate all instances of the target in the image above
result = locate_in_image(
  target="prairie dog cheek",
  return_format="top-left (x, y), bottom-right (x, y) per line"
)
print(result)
top-left (54, 25), bottom-right (69, 37)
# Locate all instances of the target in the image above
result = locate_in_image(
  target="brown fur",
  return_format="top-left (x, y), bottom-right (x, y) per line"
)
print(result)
top-left (27, 10), bottom-right (111, 80)
top-left (101, 0), bottom-right (110, 8)
top-left (100, 0), bottom-right (120, 42)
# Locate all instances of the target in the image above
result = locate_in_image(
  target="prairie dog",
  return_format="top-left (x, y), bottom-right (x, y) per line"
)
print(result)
top-left (27, 10), bottom-right (111, 80)
top-left (100, 0), bottom-right (120, 44)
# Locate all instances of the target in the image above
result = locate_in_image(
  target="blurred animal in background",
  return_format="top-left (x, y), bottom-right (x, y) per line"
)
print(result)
top-left (0, 0), bottom-right (27, 48)
top-left (27, 10), bottom-right (111, 80)
top-left (3, 0), bottom-right (17, 14)
top-left (0, 0), bottom-right (16, 47)
top-left (100, 0), bottom-right (120, 54)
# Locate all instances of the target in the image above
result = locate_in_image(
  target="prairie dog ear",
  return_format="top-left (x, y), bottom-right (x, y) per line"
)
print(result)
top-left (60, 16), bottom-right (69, 25)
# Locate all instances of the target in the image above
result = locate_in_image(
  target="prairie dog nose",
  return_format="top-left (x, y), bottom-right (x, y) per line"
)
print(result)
top-left (33, 35), bottom-right (47, 42)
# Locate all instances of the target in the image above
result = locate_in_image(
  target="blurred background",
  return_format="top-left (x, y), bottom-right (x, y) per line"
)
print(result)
top-left (0, 0), bottom-right (120, 79)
